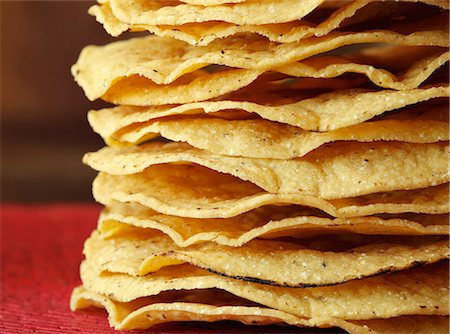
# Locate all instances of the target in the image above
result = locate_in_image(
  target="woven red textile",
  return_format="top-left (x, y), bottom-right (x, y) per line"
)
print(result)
top-left (0, 204), bottom-right (339, 333)
top-left (0, 204), bottom-right (111, 333)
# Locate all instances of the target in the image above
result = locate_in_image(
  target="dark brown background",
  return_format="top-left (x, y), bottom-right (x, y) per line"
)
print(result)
top-left (1, 1), bottom-right (125, 202)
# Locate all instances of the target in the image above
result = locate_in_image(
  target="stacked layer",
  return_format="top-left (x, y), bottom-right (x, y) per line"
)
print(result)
top-left (71, 1), bottom-right (450, 333)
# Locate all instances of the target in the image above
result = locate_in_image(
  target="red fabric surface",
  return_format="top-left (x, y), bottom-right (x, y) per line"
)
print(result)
top-left (0, 204), bottom-right (340, 333)
top-left (1, 204), bottom-right (109, 333)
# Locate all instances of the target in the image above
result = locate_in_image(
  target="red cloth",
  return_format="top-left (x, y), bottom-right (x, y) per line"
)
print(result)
top-left (1, 204), bottom-right (111, 333)
top-left (0, 204), bottom-right (338, 333)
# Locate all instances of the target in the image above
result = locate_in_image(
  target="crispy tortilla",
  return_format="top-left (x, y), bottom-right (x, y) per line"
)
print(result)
top-left (89, 103), bottom-right (449, 158)
top-left (99, 202), bottom-right (449, 247)
top-left (88, 85), bottom-right (449, 130)
top-left (71, 286), bottom-right (449, 333)
top-left (91, 0), bottom-right (326, 26)
top-left (90, 0), bottom-right (449, 41)
top-left (80, 260), bottom-right (449, 320)
top-left (92, 164), bottom-right (449, 218)
top-left (85, 229), bottom-right (449, 287)
top-left (72, 26), bottom-right (449, 103)
top-left (84, 141), bottom-right (449, 198)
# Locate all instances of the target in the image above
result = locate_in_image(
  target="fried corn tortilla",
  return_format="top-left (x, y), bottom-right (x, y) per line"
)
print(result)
top-left (80, 260), bottom-right (449, 320)
top-left (75, 23), bottom-right (450, 91)
top-left (277, 50), bottom-right (449, 91)
top-left (84, 141), bottom-right (449, 199)
top-left (71, 286), bottom-right (449, 333)
top-left (90, 0), bottom-right (449, 40)
top-left (92, 164), bottom-right (449, 218)
top-left (99, 202), bottom-right (449, 247)
top-left (180, 0), bottom-right (248, 4)
top-left (92, 0), bottom-right (449, 47)
top-left (90, 103), bottom-right (449, 158)
top-left (88, 85), bottom-right (449, 131)
top-left (72, 27), bottom-right (449, 103)
top-left (91, 0), bottom-right (325, 26)
top-left (84, 229), bottom-right (449, 287)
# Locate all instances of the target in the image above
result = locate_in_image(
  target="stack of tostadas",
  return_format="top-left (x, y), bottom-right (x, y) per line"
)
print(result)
top-left (71, 1), bottom-right (450, 333)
